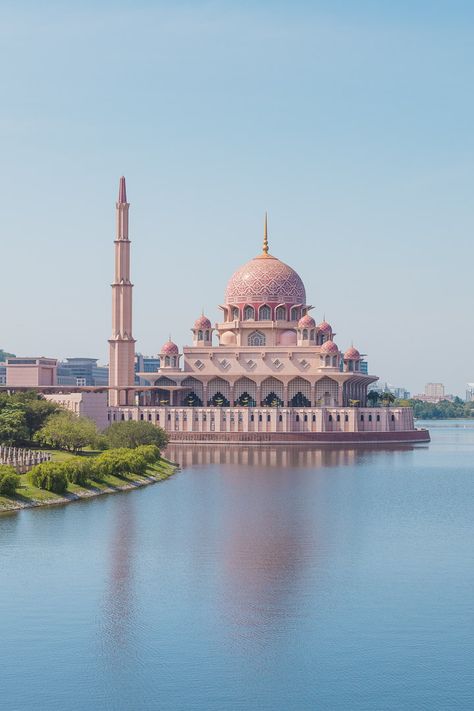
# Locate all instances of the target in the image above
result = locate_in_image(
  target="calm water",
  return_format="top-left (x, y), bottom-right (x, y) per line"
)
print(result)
top-left (1, 421), bottom-right (474, 710)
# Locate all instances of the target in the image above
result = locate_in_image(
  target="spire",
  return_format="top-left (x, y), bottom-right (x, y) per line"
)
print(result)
top-left (262, 211), bottom-right (269, 255)
top-left (118, 176), bottom-right (127, 204)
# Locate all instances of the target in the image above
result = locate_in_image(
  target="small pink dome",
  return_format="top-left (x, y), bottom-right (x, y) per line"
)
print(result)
top-left (298, 314), bottom-right (316, 328)
top-left (161, 340), bottom-right (179, 355)
top-left (279, 329), bottom-right (297, 346)
top-left (194, 315), bottom-right (212, 329)
top-left (317, 320), bottom-right (332, 334)
top-left (320, 340), bottom-right (339, 355)
top-left (344, 346), bottom-right (361, 360)
top-left (220, 331), bottom-right (236, 345)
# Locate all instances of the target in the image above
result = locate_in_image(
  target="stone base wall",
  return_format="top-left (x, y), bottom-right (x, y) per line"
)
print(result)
top-left (108, 405), bottom-right (428, 443)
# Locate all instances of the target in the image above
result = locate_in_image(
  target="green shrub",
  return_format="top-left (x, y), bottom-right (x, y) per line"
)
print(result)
top-left (61, 457), bottom-right (94, 485)
top-left (93, 448), bottom-right (149, 479)
top-left (135, 444), bottom-right (160, 464)
top-left (0, 465), bottom-right (20, 495)
top-left (104, 420), bottom-right (168, 450)
top-left (28, 462), bottom-right (68, 494)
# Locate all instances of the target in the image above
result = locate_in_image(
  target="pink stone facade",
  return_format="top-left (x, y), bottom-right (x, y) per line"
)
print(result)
top-left (45, 392), bottom-right (109, 430)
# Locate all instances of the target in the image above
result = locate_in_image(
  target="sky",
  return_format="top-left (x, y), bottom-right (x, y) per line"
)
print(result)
top-left (1, 1), bottom-right (473, 395)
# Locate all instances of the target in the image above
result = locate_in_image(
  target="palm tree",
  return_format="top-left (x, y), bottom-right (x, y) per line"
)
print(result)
top-left (380, 391), bottom-right (395, 406)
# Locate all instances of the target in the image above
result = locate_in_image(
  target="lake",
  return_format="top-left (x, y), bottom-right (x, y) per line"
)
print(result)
top-left (1, 421), bottom-right (473, 710)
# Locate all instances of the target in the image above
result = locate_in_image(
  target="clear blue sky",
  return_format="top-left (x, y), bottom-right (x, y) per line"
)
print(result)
top-left (1, 1), bottom-right (473, 395)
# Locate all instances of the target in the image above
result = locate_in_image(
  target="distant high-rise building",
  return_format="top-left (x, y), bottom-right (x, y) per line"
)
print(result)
top-left (425, 383), bottom-right (445, 399)
top-left (57, 358), bottom-right (108, 386)
top-left (135, 354), bottom-right (160, 385)
top-left (466, 384), bottom-right (474, 402)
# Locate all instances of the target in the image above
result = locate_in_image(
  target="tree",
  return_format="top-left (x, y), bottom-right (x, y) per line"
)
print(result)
top-left (104, 420), bottom-right (169, 450)
top-left (367, 390), bottom-right (380, 407)
top-left (34, 412), bottom-right (98, 453)
top-left (0, 405), bottom-right (29, 445)
top-left (380, 391), bottom-right (395, 406)
top-left (0, 391), bottom-right (59, 441)
top-left (0, 465), bottom-right (20, 495)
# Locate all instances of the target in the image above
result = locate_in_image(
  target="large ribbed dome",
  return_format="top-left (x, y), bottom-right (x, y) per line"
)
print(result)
top-left (225, 254), bottom-right (306, 305)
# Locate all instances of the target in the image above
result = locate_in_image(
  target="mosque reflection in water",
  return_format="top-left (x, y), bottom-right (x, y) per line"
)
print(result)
top-left (165, 443), bottom-right (419, 470)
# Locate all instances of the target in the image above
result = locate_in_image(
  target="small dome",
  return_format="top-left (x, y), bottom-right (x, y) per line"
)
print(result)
top-left (194, 315), bottom-right (212, 329)
top-left (320, 340), bottom-right (339, 355)
top-left (317, 320), bottom-right (332, 334)
top-left (279, 330), bottom-right (297, 346)
top-left (161, 340), bottom-right (179, 355)
top-left (220, 331), bottom-right (236, 345)
top-left (344, 346), bottom-right (361, 360)
top-left (298, 314), bottom-right (316, 328)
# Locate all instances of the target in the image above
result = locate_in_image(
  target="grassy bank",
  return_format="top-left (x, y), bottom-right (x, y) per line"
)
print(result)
top-left (0, 450), bottom-right (178, 512)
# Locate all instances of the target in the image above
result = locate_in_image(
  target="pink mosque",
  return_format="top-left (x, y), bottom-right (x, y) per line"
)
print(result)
top-left (108, 177), bottom-right (429, 444)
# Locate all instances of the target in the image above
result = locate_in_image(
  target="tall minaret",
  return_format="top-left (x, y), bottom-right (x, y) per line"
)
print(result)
top-left (108, 176), bottom-right (136, 406)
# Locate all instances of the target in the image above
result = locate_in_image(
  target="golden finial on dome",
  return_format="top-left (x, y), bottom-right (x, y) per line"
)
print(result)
top-left (263, 211), bottom-right (269, 255)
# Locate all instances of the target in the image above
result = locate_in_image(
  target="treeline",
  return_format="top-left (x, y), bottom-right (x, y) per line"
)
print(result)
top-left (0, 392), bottom-right (168, 451)
top-left (394, 397), bottom-right (474, 420)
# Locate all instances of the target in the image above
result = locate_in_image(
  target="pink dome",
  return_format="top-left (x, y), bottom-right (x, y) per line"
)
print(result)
top-left (220, 331), bottom-right (236, 345)
top-left (298, 314), bottom-right (315, 328)
top-left (160, 340), bottom-right (179, 355)
top-left (344, 346), bottom-right (361, 360)
top-left (225, 254), bottom-right (306, 305)
top-left (194, 315), bottom-right (212, 329)
top-left (279, 329), bottom-right (297, 346)
top-left (320, 340), bottom-right (339, 355)
top-left (317, 320), bottom-right (332, 334)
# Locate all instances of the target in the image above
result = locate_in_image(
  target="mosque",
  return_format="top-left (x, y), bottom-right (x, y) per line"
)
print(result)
top-left (108, 178), bottom-right (429, 444)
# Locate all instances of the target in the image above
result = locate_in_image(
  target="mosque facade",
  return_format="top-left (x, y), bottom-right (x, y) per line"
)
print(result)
top-left (108, 178), bottom-right (429, 444)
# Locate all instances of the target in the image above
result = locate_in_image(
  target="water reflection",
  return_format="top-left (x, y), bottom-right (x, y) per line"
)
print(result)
top-left (101, 497), bottom-right (137, 651)
top-left (166, 443), bottom-right (420, 470)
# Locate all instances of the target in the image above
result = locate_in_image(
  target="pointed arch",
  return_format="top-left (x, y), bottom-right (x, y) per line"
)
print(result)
top-left (248, 330), bottom-right (266, 346)
top-left (275, 305), bottom-right (287, 321)
top-left (259, 304), bottom-right (271, 320)
top-left (288, 377), bottom-right (311, 407)
top-left (243, 305), bottom-right (255, 320)
top-left (234, 377), bottom-right (257, 406)
top-left (261, 377), bottom-right (284, 407)
top-left (181, 377), bottom-right (203, 406)
top-left (315, 377), bottom-right (338, 406)
top-left (207, 377), bottom-right (230, 406)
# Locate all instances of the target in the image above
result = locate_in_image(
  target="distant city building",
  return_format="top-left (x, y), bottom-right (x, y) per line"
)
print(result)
top-left (466, 384), bottom-right (474, 402)
top-left (360, 360), bottom-right (368, 375)
top-left (370, 382), bottom-right (410, 399)
top-left (134, 353), bottom-right (160, 385)
top-left (413, 383), bottom-right (454, 403)
top-left (5, 357), bottom-right (58, 387)
top-left (57, 358), bottom-right (108, 386)
top-left (425, 383), bottom-right (445, 399)
top-left (0, 366), bottom-right (6, 385)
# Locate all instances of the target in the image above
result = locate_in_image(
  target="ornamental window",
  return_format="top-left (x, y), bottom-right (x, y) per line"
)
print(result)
top-left (248, 331), bottom-right (266, 347)
top-left (243, 305), bottom-right (255, 320)
top-left (276, 306), bottom-right (286, 320)
top-left (198, 330), bottom-right (203, 340)
top-left (302, 329), bottom-right (308, 340)
top-left (290, 307), bottom-right (299, 321)
top-left (259, 304), bottom-right (271, 320)
top-left (232, 307), bottom-right (239, 320)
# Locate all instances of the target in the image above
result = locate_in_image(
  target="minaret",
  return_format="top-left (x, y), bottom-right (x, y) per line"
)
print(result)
top-left (108, 176), bottom-right (136, 406)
